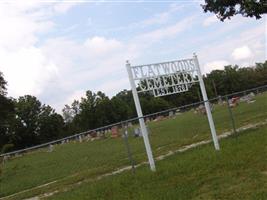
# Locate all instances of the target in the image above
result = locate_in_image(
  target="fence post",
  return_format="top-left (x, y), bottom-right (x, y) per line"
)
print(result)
top-left (226, 96), bottom-right (237, 135)
top-left (122, 122), bottom-right (135, 173)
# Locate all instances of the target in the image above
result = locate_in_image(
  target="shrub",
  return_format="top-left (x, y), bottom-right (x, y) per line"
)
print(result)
top-left (1, 143), bottom-right (14, 154)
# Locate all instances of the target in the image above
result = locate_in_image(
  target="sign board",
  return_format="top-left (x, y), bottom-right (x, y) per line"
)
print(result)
top-left (131, 59), bottom-right (199, 97)
top-left (126, 53), bottom-right (220, 172)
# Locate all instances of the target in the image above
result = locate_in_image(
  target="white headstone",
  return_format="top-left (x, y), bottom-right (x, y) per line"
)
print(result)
top-left (79, 135), bottom-right (83, 143)
top-left (134, 127), bottom-right (141, 137)
top-left (169, 111), bottom-right (174, 118)
top-left (48, 144), bottom-right (54, 152)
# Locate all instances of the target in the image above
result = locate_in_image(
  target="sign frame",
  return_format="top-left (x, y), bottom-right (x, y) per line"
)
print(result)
top-left (126, 53), bottom-right (220, 172)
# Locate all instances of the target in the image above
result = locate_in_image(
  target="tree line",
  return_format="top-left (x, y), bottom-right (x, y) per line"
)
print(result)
top-left (0, 61), bottom-right (266, 153)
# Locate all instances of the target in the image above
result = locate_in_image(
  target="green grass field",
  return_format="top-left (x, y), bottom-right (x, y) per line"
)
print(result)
top-left (0, 92), bottom-right (266, 199)
top-left (48, 125), bottom-right (267, 200)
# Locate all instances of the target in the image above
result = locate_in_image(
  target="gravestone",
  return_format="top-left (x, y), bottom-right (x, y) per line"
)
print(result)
top-left (111, 126), bottom-right (119, 138)
top-left (91, 131), bottom-right (97, 138)
top-left (169, 111), bottom-right (175, 118)
top-left (48, 144), bottom-right (54, 152)
top-left (145, 118), bottom-right (151, 123)
top-left (218, 95), bottom-right (223, 105)
top-left (240, 92), bottom-right (255, 103)
top-left (230, 97), bottom-right (240, 107)
top-left (134, 127), bottom-right (141, 137)
top-left (196, 103), bottom-right (214, 115)
top-left (134, 126), bottom-right (150, 137)
top-left (79, 135), bottom-right (83, 143)
top-left (97, 130), bottom-right (106, 139)
top-left (86, 134), bottom-right (92, 141)
top-left (175, 109), bottom-right (181, 115)
top-left (2, 156), bottom-right (9, 165)
top-left (155, 115), bottom-right (164, 122)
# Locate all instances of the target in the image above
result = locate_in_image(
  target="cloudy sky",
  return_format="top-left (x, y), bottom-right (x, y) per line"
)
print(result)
top-left (0, 1), bottom-right (266, 112)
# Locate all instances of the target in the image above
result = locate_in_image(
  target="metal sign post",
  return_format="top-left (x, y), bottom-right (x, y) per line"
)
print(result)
top-left (193, 54), bottom-right (220, 150)
top-left (126, 61), bottom-right (156, 172)
top-left (126, 53), bottom-right (220, 171)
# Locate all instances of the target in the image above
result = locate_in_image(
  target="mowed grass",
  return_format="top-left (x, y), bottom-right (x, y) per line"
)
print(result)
top-left (0, 92), bottom-right (266, 199)
top-left (48, 125), bottom-right (267, 200)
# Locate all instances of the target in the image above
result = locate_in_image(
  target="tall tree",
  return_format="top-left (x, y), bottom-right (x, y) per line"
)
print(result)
top-left (10, 95), bottom-right (42, 148)
top-left (38, 105), bottom-right (64, 143)
top-left (0, 72), bottom-right (7, 96)
top-left (110, 96), bottom-right (132, 122)
top-left (202, 0), bottom-right (267, 21)
top-left (0, 72), bottom-right (14, 151)
top-left (9, 95), bottom-right (64, 149)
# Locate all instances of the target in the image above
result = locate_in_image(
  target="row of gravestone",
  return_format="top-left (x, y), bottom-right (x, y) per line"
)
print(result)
top-left (48, 111), bottom-right (178, 152)
top-left (227, 92), bottom-right (256, 108)
top-left (1, 125), bottom-right (142, 163)
top-left (1, 111), bottom-right (177, 160)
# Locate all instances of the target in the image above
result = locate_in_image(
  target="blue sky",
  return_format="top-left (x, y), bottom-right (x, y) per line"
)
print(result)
top-left (0, 1), bottom-right (265, 112)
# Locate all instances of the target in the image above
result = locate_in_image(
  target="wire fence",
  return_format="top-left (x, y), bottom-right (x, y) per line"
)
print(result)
top-left (1, 84), bottom-right (267, 198)
top-left (1, 84), bottom-right (267, 159)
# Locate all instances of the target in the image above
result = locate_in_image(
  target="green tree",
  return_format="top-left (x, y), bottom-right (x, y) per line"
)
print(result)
top-left (0, 72), bottom-right (7, 96)
top-left (36, 61), bottom-right (267, 140)
top-left (62, 104), bottom-right (74, 123)
top-left (62, 100), bottom-right (82, 136)
top-left (254, 61), bottom-right (267, 86)
top-left (202, 0), bottom-right (267, 21)
top-left (66, 91), bottom-right (111, 131)
top-left (38, 105), bottom-right (64, 143)
top-left (115, 90), bottom-right (135, 118)
top-left (110, 96), bottom-right (131, 122)
top-left (10, 95), bottom-right (42, 148)
top-left (8, 95), bottom-right (64, 149)
top-left (0, 72), bottom-right (15, 150)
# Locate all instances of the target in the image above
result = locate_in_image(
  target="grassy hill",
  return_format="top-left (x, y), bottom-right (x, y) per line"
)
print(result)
top-left (0, 92), bottom-right (266, 199)
top-left (49, 125), bottom-right (267, 200)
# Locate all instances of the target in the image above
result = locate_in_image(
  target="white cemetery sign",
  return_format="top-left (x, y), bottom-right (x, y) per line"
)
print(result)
top-left (126, 53), bottom-right (220, 172)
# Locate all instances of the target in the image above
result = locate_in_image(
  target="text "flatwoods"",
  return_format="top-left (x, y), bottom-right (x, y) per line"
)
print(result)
top-left (131, 59), bottom-right (196, 80)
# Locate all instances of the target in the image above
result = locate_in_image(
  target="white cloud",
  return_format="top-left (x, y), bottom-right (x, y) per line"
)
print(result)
top-left (96, 78), bottom-right (129, 96)
top-left (0, 47), bottom-right (58, 96)
top-left (49, 16), bottom-right (197, 101)
top-left (136, 16), bottom-right (195, 43)
top-left (139, 3), bottom-right (183, 27)
top-left (104, 3), bottom-right (183, 33)
top-left (44, 16), bottom-right (264, 112)
top-left (204, 60), bottom-right (230, 73)
top-left (39, 35), bottom-right (139, 112)
top-left (0, 4), bottom-right (54, 50)
top-left (231, 45), bottom-right (253, 60)
top-left (53, 2), bottom-right (79, 13)
top-left (0, 1), bottom-right (79, 102)
top-left (84, 37), bottom-right (124, 57)
top-left (0, 1), bottom-right (265, 114)
top-left (198, 24), bottom-right (265, 73)
top-left (203, 15), bottom-right (218, 26)
top-left (66, 90), bottom-right (85, 104)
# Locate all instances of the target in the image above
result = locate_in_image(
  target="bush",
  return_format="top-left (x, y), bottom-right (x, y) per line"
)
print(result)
top-left (1, 143), bottom-right (14, 154)
top-left (0, 158), bottom-right (2, 175)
